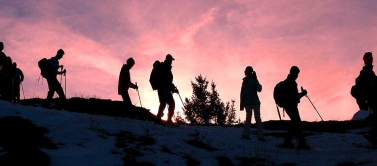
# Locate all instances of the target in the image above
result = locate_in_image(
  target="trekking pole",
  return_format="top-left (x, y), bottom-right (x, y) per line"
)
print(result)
top-left (276, 105), bottom-right (282, 120)
top-left (173, 86), bottom-right (184, 105)
top-left (64, 71), bottom-right (66, 96)
top-left (135, 82), bottom-right (142, 108)
top-left (302, 87), bottom-right (324, 121)
top-left (21, 83), bottom-right (25, 99)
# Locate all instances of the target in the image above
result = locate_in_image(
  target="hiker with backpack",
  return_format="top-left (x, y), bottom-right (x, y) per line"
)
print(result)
top-left (275, 66), bottom-right (310, 149)
top-left (41, 49), bottom-right (66, 107)
top-left (352, 52), bottom-right (377, 146)
top-left (150, 54), bottom-right (179, 125)
top-left (118, 58), bottom-right (138, 117)
top-left (240, 66), bottom-right (265, 141)
top-left (0, 42), bottom-right (8, 99)
top-left (11, 62), bottom-right (24, 103)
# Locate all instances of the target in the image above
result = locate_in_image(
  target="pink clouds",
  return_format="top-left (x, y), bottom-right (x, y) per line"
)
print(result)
top-left (1, 0), bottom-right (376, 122)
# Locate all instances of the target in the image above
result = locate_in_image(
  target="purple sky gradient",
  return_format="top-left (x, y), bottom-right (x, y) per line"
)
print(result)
top-left (1, 0), bottom-right (376, 121)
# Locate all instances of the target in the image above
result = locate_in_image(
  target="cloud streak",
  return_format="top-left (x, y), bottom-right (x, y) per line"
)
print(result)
top-left (1, 0), bottom-right (376, 121)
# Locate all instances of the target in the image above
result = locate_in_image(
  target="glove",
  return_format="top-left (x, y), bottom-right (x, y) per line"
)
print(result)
top-left (302, 89), bottom-right (307, 96)
top-left (173, 88), bottom-right (179, 94)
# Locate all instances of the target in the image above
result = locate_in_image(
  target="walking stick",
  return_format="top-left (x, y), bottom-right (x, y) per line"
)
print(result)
top-left (135, 82), bottom-right (142, 107)
top-left (174, 86), bottom-right (185, 106)
top-left (64, 71), bottom-right (66, 96)
top-left (302, 87), bottom-right (324, 121)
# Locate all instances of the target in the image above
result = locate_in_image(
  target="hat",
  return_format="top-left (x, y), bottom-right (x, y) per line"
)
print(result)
top-left (166, 54), bottom-right (175, 61)
top-left (57, 49), bottom-right (65, 55)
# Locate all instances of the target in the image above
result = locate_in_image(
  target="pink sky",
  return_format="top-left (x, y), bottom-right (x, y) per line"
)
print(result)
top-left (1, 0), bottom-right (376, 122)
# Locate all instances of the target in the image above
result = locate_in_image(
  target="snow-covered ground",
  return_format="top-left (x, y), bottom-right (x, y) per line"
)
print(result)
top-left (0, 101), bottom-right (376, 166)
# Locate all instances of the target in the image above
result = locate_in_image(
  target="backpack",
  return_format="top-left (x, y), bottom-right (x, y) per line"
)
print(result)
top-left (149, 60), bottom-right (162, 90)
top-left (38, 58), bottom-right (51, 78)
top-left (273, 81), bottom-right (286, 108)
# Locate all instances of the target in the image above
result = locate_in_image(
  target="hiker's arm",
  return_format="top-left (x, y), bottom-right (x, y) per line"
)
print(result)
top-left (20, 69), bottom-right (24, 82)
top-left (129, 82), bottom-right (138, 89)
top-left (57, 69), bottom-right (66, 75)
top-left (240, 82), bottom-right (245, 110)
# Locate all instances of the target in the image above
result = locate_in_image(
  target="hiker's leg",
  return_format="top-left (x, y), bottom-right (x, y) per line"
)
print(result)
top-left (121, 92), bottom-right (132, 117)
top-left (167, 93), bottom-right (175, 123)
top-left (253, 104), bottom-right (264, 139)
top-left (46, 77), bottom-right (55, 102)
top-left (53, 77), bottom-right (65, 100)
top-left (242, 105), bottom-right (253, 137)
top-left (156, 89), bottom-right (166, 121)
top-left (14, 83), bottom-right (20, 102)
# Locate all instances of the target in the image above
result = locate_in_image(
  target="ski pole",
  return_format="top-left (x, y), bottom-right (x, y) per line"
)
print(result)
top-left (64, 71), bottom-right (66, 97)
top-left (305, 95), bottom-right (324, 121)
top-left (301, 86), bottom-right (324, 121)
top-left (276, 105), bottom-right (282, 120)
top-left (135, 82), bottom-right (142, 107)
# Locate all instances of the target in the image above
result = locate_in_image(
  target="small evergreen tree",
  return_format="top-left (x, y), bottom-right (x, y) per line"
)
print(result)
top-left (225, 100), bottom-right (237, 125)
top-left (184, 75), bottom-right (210, 124)
top-left (183, 75), bottom-right (237, 125)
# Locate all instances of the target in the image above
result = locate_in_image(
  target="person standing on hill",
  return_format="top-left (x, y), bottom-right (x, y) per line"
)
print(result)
top-left (0, 42), bottom-right (8, 99)
top-left (240, 66), bottom-right (265, 141)
top-left (11, 62), bottom-right (24, 103)
top-left (154, 54), bottom-right (178, 125)
top-left (118, 58), bottom-right (138, 117)
top-left (354, 52), bottom-right (377, 146)
top-left (281, 66), bottom-right (310, 149)
top-left (45, 49), bottom-right (66, 107)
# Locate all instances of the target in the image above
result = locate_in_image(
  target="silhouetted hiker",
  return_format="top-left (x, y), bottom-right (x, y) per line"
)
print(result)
top-left (118, 58), bottom-right (138, 117)
top-left (2, 56), bottom-right (13, 101)
top-left (45, 49), bottom-right (66, 107)
top-left (352, 52), bottom-right (377, 145)
top-left (280, 66), bottom-right (310, 149)
top-left (240, 66), bottom-right (265, 141)
top-left (152, 54), bottom-right (178, 125)
top-left (0, 42), bottom-right (7, 99)
top-left (11, 62), bottom-right (24, 103)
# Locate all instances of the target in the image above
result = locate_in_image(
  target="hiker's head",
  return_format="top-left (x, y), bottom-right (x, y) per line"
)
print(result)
top-left (363, 52), bottom-right (373, 66)
top-left (289, 66), bottom-right (300, 79)
top-left (56, 49), bottom-right (65, 59)
top-left (165, 54), bottom-right (175, 65)
top-left (244, 66), bottom-right (254, 76)
top-left (0, 42), bottom-right (3, 51)
top-left (12, 62), bottom-right (17, 68)
top-left (127, 58), bottom-right (135, 68)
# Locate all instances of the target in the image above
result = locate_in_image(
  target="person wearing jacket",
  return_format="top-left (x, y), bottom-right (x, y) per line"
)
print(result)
top-left (46, 49), bottom-right (66, 107)
top-left (11, 62), bottom-right (24, 103)
top-left (118, 58), bottom-right (138, 116)
top-left (155, 54), bottom-right (178, 125)
top-left (282, 66), bottom-right (309, 149)
top-left (355, 52), bottom-right (377, 146)
top-left (240, 66), bottom-right (265, 141)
